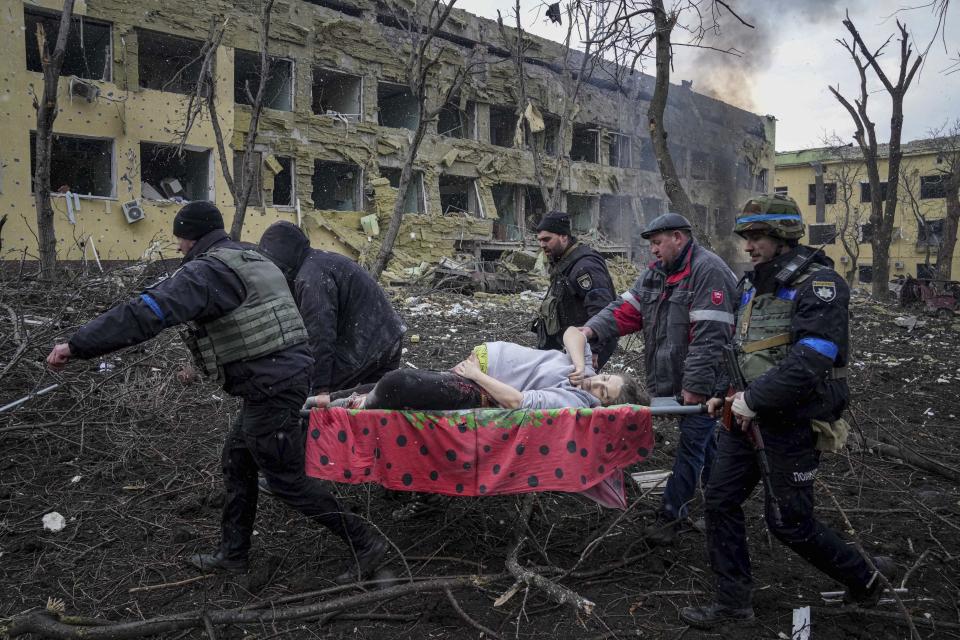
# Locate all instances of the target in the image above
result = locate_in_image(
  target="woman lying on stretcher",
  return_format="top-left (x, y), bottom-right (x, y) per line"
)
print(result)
top-left (309, 327), bottom-right (647, 411)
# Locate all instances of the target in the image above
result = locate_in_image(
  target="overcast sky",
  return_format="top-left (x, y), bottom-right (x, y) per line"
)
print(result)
top-left (456, 0), bottom-right (959, 151)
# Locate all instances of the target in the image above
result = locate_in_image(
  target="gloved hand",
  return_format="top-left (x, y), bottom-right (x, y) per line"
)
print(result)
top-left (731, 392), bottom-right (756, 419)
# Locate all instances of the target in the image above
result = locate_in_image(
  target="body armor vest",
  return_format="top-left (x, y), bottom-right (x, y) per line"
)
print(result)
top-left (538, 243), bottom-right (591, 338)
top-left (182, 248), bottom-right (308, 381)
top-left (735, 264), bottom-right (823, 383)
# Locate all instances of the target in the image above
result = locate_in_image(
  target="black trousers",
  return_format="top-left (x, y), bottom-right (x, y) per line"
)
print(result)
top-left (332, 369), bottom-right (487, 410)
top-left (704, 422), bottom-right (873, 607)
top-left (220, 382), bottom-right (366, 560)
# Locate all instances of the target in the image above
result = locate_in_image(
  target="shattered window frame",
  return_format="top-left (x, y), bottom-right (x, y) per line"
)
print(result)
top-left (774, 185), bottom-right (789, 197)
top-left (807, 182), bottom-right (837, 205)
top-left (139, 141), bottom-right (214, 202)
top-left (136, 29), bottom-right (206, 95)
top-left (271, 156), bottom-right (296, 208)
top-left (438, 173), bottom-right (480, 217)
top-left (381, 167), bottom-right (427, 214)
top-left (489, 105), bottom-right (517, 148)
top-left (438, 98), bottom-right (474, 139)
top-left (491, 183), bottom-right (522, 241)
top-left (24, 7), bottom-right (112, 82)
top-left (377, 81), bottom-right (420, 130)
top-left (917, 218), bottom-right (944, 247)
top-left (858, 264), bottom-right (873, 283)
top-left (312, 160), bottom-right (364, 211)
top-left (234, 50), bottom-right (295, 112)
top-left (859, 181), bottom-right (888, 203)
top-left (29, 131), bottom-right (116, 199)
top-left (606, 131), bottom-right (633, 169)
top-left (312, 67), bottom-right (364, 122)
top-left (566, 193), bottom-right (597, 233)
top-left (570, 124), bottom-right (599, 163)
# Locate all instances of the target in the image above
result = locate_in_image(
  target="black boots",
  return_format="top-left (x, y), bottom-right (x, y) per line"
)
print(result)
top-left (679, 602), bottom-right (756, 628)
top-left (335, 530), bottom-right (388, 584)
top-left (187, 550), bottom-right (249, 574)
top-left (642, 513), bottom-right (680, 546)
top-left (844, 556), bottom-right (900, 606)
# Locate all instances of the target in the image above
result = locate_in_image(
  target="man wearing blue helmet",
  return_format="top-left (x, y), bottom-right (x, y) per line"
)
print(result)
top-left (680, 194), bottom-right (897, 628)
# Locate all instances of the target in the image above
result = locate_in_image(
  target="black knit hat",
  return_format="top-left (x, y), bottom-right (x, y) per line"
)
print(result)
top-left (259, 221), bottom-right (310, 278)
top-left (535, 210), bottom-right (572, 235)
top-left (173, 201), bottom-right (224, 240)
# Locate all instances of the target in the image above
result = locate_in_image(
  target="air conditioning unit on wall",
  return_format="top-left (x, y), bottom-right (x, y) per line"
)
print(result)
top-left (840, 255), bottom-right (849, 264)
top-left (69, 77), bottom-right (100, 103)
top-left (894, 261), bottom-right (905, 270)
top-left (122, 200), bottom-right (145, 224)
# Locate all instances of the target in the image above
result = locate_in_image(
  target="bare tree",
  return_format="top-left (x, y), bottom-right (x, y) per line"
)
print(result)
top-left (31, 0), bottom-right (77, 275)
top-left (823, 136), bottom-right (865, 282)
top-left (930, 121), bottom-right (960, 279)
top-left (178, 0), bottom-right (276, 241)
top-left (369, 0), bottom-right (481, 279)
top-left (497, 0), bottom-right (599, 213)
top-left (829, 15), bottom-right (922, 298)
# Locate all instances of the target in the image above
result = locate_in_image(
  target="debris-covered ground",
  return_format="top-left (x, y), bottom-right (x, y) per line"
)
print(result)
top-left (1, 265), bottom-right (959, 640)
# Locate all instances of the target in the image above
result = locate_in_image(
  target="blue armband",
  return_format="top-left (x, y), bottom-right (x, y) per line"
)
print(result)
top-left (140, 293), bottom-right (165, 322)
top-left (797, 337), bottom-right (838, 361)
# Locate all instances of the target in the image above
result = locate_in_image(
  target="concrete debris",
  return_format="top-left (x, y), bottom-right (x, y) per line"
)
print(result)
top-left (42, 512), bottom-right (66, 533)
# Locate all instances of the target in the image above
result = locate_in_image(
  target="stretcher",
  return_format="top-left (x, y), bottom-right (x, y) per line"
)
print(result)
top-left (302, 399), bottom-right (705, 509)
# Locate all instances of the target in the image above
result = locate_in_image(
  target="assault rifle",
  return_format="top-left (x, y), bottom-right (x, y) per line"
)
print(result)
top-left (722, 344), bottom-right (782, 527)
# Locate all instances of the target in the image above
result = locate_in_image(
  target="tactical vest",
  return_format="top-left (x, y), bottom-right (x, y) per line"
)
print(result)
top-left (735, 263), bottom-right (846, 383)
top-left (537, 243), bottom-right (591, 338)
top-left (181, 248), bottom-right (308, 381)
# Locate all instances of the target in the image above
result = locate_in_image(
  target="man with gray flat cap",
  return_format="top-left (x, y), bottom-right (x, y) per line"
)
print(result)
top-left (581, 212), bottom-right (737, 544)
top-left (533, 210), bottom-right (618, 368)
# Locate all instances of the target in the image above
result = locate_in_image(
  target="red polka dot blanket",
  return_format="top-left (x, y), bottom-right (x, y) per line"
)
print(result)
top-left (304, 405), bottom-right (654, 508)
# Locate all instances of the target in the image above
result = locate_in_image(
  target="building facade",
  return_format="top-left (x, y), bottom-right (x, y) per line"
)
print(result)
top-left (1, 0), bottom-right (775, 271)
top-left (776, 138), bottom-right (958, 285)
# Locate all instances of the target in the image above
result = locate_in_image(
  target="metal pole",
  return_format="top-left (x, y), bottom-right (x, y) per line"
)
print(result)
top-left (0, 384), bottom-right (60, 414)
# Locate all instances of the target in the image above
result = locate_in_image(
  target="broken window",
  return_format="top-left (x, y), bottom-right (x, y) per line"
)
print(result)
top-left (599, 195), bottom-right (633, 241)
top-left (920, 175), bottom-right (947, 199)
top-left (860, 181), bottom-right (888, 203)
top-left (606, 132), bottom-right (632, 168)
top-left (438, 98), bottom-right (474, 139)
top-left (439, 174), bottom-right (480, 216)
top-left (24, 8), bottom-right (111, 81)
top-left (570, 125), bottom-right (598, 163)
top-left (381, 167), bottom-right (425, 214)
top-left (234, 151), bottom-right (263, 206)
top-left (691, 151), bottom-right (712, 180)
top-left (808, 182), bottom-right (837, 205)
top-left (29, 132), bottom-right (113, 197)
top-left (755, 169), bottom-right (768, 192)
top-left (808, 223), bottom-right (837, 245)
top-left (271, 156), bottom-right (295, 207)
top-left (312, 160), bottom-right (362, 211)
top-left (567, 194), bottom-right (597, 233)
top-left (234, 51), bottom-right (293, 111)
top-left (534, 113), bottom-right (561, 156)
top-left (858, 264), bottom-right (873, 283)
top-left (377, 82), bottom-right (419, 129)
top-left (858, 222), bottom-right (874, 243)
top-left (638, 139), bottom-right (658, 172)
top-left (489, 106), bottom-right (516, 148)
top-left (492, 183), bottom-right (521, 241)
top-left (137, 30), bottom-right (204, 95)
top-left (640, 197), bottom-right (662, 226)
top-left (140, 142), bottom-right (211, 201)
top-left (524, 187), bottom-right (547, 233)
top-left (774, 185), bottom-right (789, 197)
top-left (312, 68), bottom-right (362, 121)
top-left (917, 219), bottom-right (944, 246)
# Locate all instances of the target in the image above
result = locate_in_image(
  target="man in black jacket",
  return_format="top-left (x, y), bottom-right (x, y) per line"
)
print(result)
top-left (532, 210), bottom-right (617, 368)
top-left (46, 202), bottom-right (386, 583)
top-left (258, 221), bottom-right (406, 394)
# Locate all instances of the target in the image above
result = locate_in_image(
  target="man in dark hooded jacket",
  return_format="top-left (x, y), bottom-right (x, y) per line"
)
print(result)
top-left (258, 221), bottom-right (406, 394)
top-left (46, 203), bottom-right (387, 583)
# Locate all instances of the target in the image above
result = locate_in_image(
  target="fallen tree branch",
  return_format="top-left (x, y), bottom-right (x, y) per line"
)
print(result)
top-left (504, 495), bottom-right (596, 616)
top-left (445, 588), bottom-right (502, 639)
top-left (3, 575), bottom-right (499, 639)
top-left (128, 574), bottom-right (216, 594)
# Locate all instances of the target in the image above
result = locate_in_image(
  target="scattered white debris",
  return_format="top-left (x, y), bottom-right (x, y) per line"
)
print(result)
top-left (98, 361), bottom-right (115, 373)
top-left (42, 512), bottom-right (66, 533)
top-left (70, 475), bottom-right (81, 483)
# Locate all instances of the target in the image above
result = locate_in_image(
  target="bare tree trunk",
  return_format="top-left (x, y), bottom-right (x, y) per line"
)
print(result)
top-left (647, 0), bottom-right (710, 247)
top-left (32, 0), bottom-right (76, 275)
top-left (230, 0), bottom-right (275, 241)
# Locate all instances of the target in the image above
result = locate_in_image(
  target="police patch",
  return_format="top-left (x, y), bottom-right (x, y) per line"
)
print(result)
top-left (577, 273), bottom-right (593, 290)
top-left (812, 280), bottom-right (836, 302)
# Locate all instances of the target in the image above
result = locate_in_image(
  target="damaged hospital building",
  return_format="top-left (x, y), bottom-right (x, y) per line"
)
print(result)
top-left (0, 0), bottom-right (775, 271)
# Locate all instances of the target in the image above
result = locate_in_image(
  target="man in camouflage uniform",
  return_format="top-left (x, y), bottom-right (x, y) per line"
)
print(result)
top-left (680, 195), bottom-right (896, 628)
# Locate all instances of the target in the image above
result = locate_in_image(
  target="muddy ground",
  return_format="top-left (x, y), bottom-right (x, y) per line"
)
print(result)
top-left (1, 264), bottom-right (959, 640)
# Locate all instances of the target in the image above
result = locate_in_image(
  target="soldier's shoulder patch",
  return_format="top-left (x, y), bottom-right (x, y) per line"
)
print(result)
top-left (577, 272), bottom-right (593, 290)
top-left (811, 280), bottom-right (837, 302)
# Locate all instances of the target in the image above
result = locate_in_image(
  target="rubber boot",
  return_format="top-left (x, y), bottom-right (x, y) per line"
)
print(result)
top-left (188, 550), bottom-right (249, 574)
top-left (334, 526), bottom-right (388, 584)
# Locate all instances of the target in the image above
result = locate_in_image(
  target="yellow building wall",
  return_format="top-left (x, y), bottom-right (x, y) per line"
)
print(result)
top-left (774, 151), bottom-right (956, 284)
top-left (0, 0), bottom-right (302, 262)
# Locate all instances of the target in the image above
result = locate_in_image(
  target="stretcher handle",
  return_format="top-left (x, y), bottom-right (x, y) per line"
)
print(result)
top-left (299, 399), bottom-right (709, 418)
